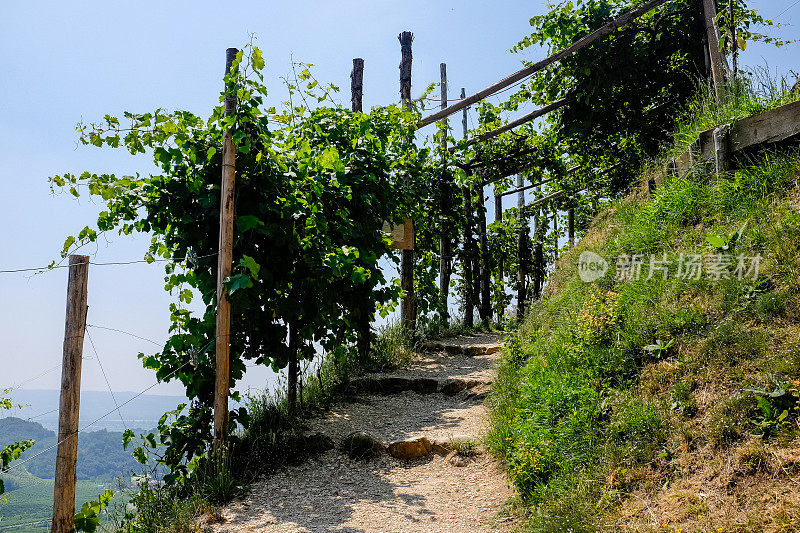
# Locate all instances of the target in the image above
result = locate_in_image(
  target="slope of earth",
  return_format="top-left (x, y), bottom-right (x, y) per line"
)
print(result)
top-left (212, 333), bottom-right (514, 533)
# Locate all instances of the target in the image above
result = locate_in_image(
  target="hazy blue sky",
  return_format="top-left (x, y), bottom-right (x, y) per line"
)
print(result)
top-left (1, 0), bottom-right (797, 398)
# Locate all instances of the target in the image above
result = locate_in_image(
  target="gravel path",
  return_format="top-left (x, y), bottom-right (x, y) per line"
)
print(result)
top-left (212, 334), bottom-right (513, 532)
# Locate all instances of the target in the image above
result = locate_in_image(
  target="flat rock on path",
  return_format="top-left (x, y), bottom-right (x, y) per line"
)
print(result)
top-left (212, 333), bottom-right (513, 533)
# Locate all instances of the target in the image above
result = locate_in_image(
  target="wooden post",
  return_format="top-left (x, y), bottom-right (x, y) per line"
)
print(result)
top-left (287, 324), bottom-right (298, 416)
top-left (351, 57), bottom-right (372, 362)
top-left (702, 0), bottom-right (727, 98)
top-left (462, 184), bottom-right (474, 328)
top-left (568, 207), bottom-right (575, 248)
top-left (460, 88), bottom-right (474, 328)
top-left (51, 255), bottom-right (89, 533)
top-left (438, 62), bottom-right (452, 323)
top-left (516, 174), bottom-right (526, 322)
top-left (553, 206), bottom-right (558, 261)
top-left (494, 188), bottom-right (504, 321)
top-left (214, 47), bottom-right (238, 445)
top-left (351, 58), bottom-right (364, 112)
top-left (533, 213), bottom-right (545, 299)
top-left (729, 0), bottom-right (737, 80)
top-left (478, 189), bottom-right (491, 323)
top-left (398, 31), bottom-right (416, 332)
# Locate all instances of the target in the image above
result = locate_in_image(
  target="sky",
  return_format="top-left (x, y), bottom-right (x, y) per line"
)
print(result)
top-left (1, 0), bottom-right (798, 399)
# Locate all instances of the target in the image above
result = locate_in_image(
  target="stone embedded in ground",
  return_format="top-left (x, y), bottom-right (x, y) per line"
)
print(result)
top-left (339, 431), bottom-right (385, 460)
top-left (387, 437), bottom-right (433, 460)
top-left (411, 378), bottom-right (439, 393)
top-left (440, 378), bottom-right (485, 395)
top-left (302, 432), bottom-right (335, 454)
top-left (446, 450), bottom-right (472, 467)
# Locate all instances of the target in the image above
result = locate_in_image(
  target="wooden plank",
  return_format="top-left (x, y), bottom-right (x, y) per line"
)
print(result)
top-left (214, 47), bottom-right (238, 444)
top-left (51, 255), bottom-right (89, 533)
top-left (730, 99), bottom-right (800, 150)
top-left (417, 0), bottom-right (671, 128)
top-left (671, 100), bottom-right (800, 176)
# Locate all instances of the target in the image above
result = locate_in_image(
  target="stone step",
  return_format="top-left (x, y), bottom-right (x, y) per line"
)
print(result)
top-left (421, 340), bottom-right (501, 356)
top-left (348, 376), bottom-right (491, 396)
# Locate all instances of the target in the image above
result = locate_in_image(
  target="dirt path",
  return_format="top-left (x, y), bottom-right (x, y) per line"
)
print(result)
top-left (212, 333), bottom-right (513, 533)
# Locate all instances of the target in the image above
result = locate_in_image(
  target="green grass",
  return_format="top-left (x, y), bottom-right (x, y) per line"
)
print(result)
top-left (489, 76), bottom-right (800, 530)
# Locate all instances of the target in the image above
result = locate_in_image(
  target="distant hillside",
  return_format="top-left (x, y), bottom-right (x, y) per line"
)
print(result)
top-left (1, 389), bottom-right (186, 431)
top-left (0, 417), bottom-right (145, 481)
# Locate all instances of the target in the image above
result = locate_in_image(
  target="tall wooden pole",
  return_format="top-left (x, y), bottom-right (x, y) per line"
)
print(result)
top-left (214, 47), bottom-right (238, 445)
top-left (478, 190), bottom-right (491, 323)
top-left (51, 255), bottom-right (89, 533)
top-left (728, 0), bottom-right (737, 80)
top-left (516, 174), bottom-right (527, 322)
top-left (438, 62), bottom-right (452, 323)
top-left (702, 0), bottom-right (727, 98)
top-left (553, 207), bottom-right (559, 261)
top-left (461, 88), bottom-right (474, 328)
top-left (494, 188), bottom-right (504, 322)
top-left (399, 31), bottom-right (416, 332)
top-left (351, 57), bottom-right (372, 362)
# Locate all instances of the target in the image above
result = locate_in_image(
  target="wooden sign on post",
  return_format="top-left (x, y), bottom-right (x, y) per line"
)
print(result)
top-left (383, 218), bottom-right (414, 250)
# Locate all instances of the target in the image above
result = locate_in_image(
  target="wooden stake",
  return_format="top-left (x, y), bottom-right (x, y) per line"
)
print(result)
top-left (478, 189), bottom-right (491, 322)
top-left (351, 58), bottom-right (364, 112)
top-left (462, 184), bottom-right (474, 328)
top-left (460, 87), bottom-right (474, 328)
top-left (438, 62), bottom-right (452, 323)
top-left (399, 31), bottom-right (416, 332)
top-left (553, 207), bottom-right (559, 261)
top-left (351, 57), bottom-right (372, 362)
top-left (568, 207), bottom-right (575, 248)
top-left (494, 188), bottom-right (504, 322)
top-left (516, 174), bottom-right (527, 322)
top-left (214, 47), bottom-right (238, 445)
top-left (702, 0), bottom-right (727, 98)
top-left (729, 0), bottom-right (737, 79)
top-left (51, 255), bottom-right (89, 533)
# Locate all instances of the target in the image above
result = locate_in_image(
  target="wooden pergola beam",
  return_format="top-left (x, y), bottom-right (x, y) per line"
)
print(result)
top-left (448, 98), bottom-right (570, 153)
top-left (416, 0), bottom-right (671, 129)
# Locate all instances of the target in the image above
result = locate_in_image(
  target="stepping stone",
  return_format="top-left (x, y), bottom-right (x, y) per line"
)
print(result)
top-left (387, 437), bottom-right (432, 460)
top-left (348, 377), bottom-right (490, 396)
top-left (340, 431), bottom-right (385, 460)
top-left (421, 334), bottom-right (503, 356)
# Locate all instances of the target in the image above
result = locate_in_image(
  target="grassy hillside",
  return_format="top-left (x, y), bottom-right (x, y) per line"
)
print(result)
top-left (489, 82), bottom-right (800, 532)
